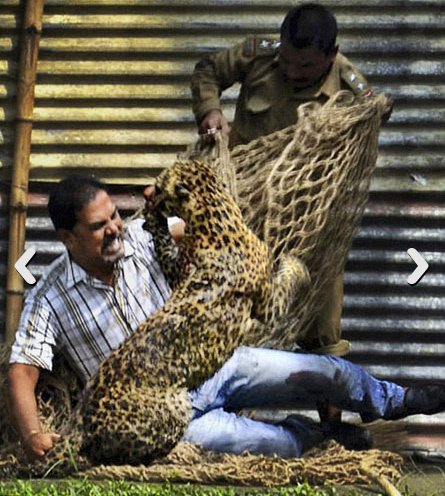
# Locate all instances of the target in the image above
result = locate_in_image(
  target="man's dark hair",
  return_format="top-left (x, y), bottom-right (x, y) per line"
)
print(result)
top-left (48, 175), bottom-right (109, 231)
top-left (280, 3), bottom-right (338, 55)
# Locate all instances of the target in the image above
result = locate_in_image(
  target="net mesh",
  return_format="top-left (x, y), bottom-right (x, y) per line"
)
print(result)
top-left (200, 90), bottom-right (387, 348)
top-left (78, 440), bottom-right (403, 489)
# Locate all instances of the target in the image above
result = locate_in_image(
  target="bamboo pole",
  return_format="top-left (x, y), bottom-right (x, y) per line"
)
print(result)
top-left (5, 0), bottom-right (45, 343)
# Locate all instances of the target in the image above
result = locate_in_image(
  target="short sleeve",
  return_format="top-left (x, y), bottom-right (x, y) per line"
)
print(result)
top-left (9, 294), bottom-right (57, 371)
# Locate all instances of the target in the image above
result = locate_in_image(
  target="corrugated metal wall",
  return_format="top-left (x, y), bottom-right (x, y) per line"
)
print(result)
top-left (0, 0), bottom-right (444, 451)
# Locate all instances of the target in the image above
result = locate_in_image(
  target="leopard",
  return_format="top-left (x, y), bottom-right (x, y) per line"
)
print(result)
top-left (12, 159), bottom-right (307, 477)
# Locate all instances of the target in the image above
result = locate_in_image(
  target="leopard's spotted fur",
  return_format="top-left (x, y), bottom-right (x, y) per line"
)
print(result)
top-left (22, 160), bottom-right (292, 476)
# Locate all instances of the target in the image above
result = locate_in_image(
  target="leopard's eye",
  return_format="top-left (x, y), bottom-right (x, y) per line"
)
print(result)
top-left (175, 183), bottom-right (190, 199)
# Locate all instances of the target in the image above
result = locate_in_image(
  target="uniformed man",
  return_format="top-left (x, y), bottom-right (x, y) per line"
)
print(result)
top-left (190, 4), bottom-right (389, 421)
top-left (191, 3), bottom-right (370, 148)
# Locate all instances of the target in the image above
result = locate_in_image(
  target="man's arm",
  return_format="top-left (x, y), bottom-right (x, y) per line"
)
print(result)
top-left (191, 39), bottom-right (254, 140)
top-left (8, 363), bottom-right (60, 461)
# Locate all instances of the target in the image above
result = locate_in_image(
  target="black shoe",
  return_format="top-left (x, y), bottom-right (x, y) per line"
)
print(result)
top-left (321, 421), bottom-right (373, 451)
top-left (279, 414), bottom-right (325, 453)
top-left (389, 383), bottom-right (445, 420)
top-left (280, 414), bottom-right (372, 452)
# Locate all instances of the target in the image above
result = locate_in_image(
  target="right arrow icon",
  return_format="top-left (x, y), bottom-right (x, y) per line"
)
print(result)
top-left (407, 248), bottom-right (429, 286)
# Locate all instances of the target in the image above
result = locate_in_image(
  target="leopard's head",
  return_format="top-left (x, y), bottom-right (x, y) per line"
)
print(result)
top-left (153, 160), bottom-right (233, 223)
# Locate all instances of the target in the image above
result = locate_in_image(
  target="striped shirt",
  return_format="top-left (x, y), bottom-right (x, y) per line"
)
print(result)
top-left (10, 219), bottom-right (171, 383)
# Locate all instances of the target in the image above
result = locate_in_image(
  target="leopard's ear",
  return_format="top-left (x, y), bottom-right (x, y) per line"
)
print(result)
top-left (175, 183), bottom-right (190, 199)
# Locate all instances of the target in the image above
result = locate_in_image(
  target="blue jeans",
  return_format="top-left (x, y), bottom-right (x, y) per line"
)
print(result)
top-left (183, 346), bottom-right (405, 458)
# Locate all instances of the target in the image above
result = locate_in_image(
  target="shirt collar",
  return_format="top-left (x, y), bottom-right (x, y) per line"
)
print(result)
top-left (63, 251), bottom-right (89, 289)
top-left (315, 58), bottom-right (341, 98)
top-left (276, 57), bottom-right (341, 100)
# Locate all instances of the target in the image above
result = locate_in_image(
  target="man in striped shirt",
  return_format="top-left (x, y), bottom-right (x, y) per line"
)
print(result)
top-left (8, 175), bottom-right (172, 460)
top-left (9, 175), bottom-right (445, 464)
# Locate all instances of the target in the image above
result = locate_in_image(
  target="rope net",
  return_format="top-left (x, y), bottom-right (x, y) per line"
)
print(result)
top-left (206, 90), bottom-right (388, 348)
top-left (79, 441), bottom-right (403, 489)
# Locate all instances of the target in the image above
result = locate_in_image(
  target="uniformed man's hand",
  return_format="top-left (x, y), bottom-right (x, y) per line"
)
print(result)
top-left (199, 110), bottom-right (231, 144)
top-left (381, 97), bottom-right (394, 126)
top-left (23, 431), bottom-right (61, 461)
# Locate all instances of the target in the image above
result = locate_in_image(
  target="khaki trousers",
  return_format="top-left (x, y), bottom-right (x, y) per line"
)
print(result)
top-left (297, 273), bottom-right (350, 357)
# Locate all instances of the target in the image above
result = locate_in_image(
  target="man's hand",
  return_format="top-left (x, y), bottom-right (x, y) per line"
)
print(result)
top-left (142, 184), bottom-right (168, 229)
top-left (142, 185), bottom-right (185, 241)
top-left (23, 431), bottom-right (61, 461)
top-left (198, 109), bottom-right (231, 144)
top-left (143, 184), bottom-right (157, 212)
top-left (381, 97), bottom-right (394, 126)
top-left (363, 90), bottom-right (393, 126)
top-left (8, 363), bottom-right (55, 463)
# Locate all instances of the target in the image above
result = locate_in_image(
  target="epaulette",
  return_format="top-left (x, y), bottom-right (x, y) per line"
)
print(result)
top-left (340, 63), bottom-right (369, 93)
top-left (244, 36), bottom-right (281, 57)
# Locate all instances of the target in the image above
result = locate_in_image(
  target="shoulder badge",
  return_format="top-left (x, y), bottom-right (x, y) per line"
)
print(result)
top-left (244, 36), bottom-right (281, 57)
top-left (341, 65), bottom-right (369, 93)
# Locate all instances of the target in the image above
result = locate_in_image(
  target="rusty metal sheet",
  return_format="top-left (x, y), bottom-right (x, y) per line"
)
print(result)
top-left (1, 0), bottom-right (445, 453)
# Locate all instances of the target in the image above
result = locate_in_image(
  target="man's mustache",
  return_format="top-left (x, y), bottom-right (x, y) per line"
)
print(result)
top-left (103, 232), bottom-right (122, 247)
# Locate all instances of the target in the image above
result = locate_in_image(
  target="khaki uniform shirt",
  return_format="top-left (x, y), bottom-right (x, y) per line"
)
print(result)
top-left (191, 36), bottom-right (369, 147)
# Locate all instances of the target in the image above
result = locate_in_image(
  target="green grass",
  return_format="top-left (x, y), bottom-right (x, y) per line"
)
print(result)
top-left (0, 480), bottom-right (382, 496)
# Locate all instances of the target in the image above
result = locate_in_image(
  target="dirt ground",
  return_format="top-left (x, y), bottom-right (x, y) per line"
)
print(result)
top-left (334, 458), bottom-right (445, 496)
top-left (398, 458), bottom-right (445, 496)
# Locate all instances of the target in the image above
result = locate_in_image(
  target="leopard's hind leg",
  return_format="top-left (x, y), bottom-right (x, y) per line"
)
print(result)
top-left (253, 251), bottom-right (310, 326)
top-left (81, 385), bottom-right (192, 465)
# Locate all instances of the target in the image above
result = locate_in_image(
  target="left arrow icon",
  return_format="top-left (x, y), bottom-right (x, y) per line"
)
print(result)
top-left (15, 247), bottom-right (37, 285)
